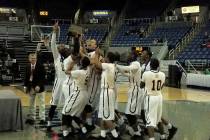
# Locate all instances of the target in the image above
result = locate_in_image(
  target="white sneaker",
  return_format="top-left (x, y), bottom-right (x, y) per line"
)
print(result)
top-left (82, 127), bottom-right (87, 134)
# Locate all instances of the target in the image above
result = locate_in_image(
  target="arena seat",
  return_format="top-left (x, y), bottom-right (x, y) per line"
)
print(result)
top-left (176, 21), bottom-right (210, 63)
top-left (83, 26), bottom-right (108, 43)
top-left (112, 20), bottom-right (191, 48)
top-left (59, 24), bottom-right (70, 43)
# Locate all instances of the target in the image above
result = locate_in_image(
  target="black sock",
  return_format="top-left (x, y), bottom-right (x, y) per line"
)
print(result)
top-left (48, 105), bottom-right (57, 121)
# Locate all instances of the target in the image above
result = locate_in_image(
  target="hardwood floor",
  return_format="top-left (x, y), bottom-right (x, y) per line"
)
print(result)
top-left (0, 85), bottom-right (210, 106)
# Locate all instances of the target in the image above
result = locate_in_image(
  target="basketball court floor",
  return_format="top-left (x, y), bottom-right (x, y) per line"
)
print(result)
top-left (0, 84), bottom-right (210, 140)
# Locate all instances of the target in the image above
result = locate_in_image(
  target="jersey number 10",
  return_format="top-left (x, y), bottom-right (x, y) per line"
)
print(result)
top-left (152, 80), bottom-right (162, 91)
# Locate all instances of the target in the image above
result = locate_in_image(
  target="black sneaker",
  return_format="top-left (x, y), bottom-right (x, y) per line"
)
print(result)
top-left (168, 126), bottom-right (177, 140)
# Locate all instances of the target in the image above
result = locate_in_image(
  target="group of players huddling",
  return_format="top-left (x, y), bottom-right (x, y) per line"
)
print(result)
top-left (45, 22), bottom-right (178, 140)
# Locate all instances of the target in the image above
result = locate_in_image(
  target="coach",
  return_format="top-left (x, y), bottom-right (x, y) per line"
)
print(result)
top-left (24, 53), bottom-right (46, 125)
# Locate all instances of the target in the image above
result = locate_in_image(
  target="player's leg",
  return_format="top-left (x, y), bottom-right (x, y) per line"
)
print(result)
top-left (105, 89), bottom-right (121, 140)
top-left (47, 80), bottom-right (63, 131)
top-left (61, 114), bottom-right (73, 139)
top-left (126, 114), bottom-right (142, 139)
top-left (161, 118), bottom-right (177, 140)
top-left (86, 79), bottom-right (100, 130)
top-left (98, 120), bottom-right (107, 139)
top-left (83, 104), bottom-right (96, 132)
top-left (61, 95), bottom-right (75, 138)
top-left (145, 95), bottom-right (156, 140)
top-left (147, 126), bottom-right (155, 140)
top-left (37, 92), bottom-right (46, 124)
top-left (105, 120), bottom-right (121, 139)
top-left (73, 116), bottom-right (87, 134)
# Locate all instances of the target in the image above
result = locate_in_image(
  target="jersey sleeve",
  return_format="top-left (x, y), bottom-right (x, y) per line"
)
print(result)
top-left (117, 63), bottom-right (138, 72)
top-left (51, 32), bottom-right (59, 61)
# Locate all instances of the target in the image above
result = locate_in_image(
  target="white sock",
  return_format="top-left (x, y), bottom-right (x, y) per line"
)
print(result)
top-left (82, 127), bottom-right (87, 134)
top-left (111, 129), bottom-right (118, 138)
top-left (149, 138), bottom-right (155, 140)
top-left (63, 130), bottom-right (69, 137)
top-left (86, 118), bottom-right (92, 126)
top-left (160, 134), bottom-right (167, 139)
top-left (167, 123), bottom-right (172, 129)
top-left (47, 121), bottom-right (51, 126)
top-left (101, 130), bottom-right (106, 138)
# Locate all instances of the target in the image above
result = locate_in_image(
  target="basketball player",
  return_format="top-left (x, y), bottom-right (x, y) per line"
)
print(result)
top-left (62, 52), bottom-right (79, 103)
top-left (140, 58), bottom-right (166, 140)
top-left (82, 39), bottom-right (103, 132)
top-left (141, 50), bottom-right (177, 139)
top-left (116, 53), bottom-right (144, 139)
top-left (47, 22), bottom-right (71, 131)
top-left (61, 56), bottom-right (90, 139)
top-left (93, 52), bottom-right (121, 140)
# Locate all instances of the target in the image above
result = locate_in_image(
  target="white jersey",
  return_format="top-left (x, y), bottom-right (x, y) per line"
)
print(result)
top-left (63, 55), bottom-right (79, 85)
top-left (141, 61), bottom-right (151, 73)
top-left (117, 61), bottom-right (141, 87)
top-left (117, 61), bottom-right (144, 115)
top-left (142, 70), bottom-right (165, 96)
top-left (71, 69), bottom-right (89, 91)
top-left (51, 32), bottom-right (66, 79)
top-left (62, 69), bottom-right (89, 116)
top-left (87, 51), bottom-right (103, 106)
top-left (101, 63), bottom-right (116, 89)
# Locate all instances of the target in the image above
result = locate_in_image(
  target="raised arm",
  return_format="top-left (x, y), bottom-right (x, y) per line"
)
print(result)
top-left (116, 63), bottom-right (139, 77)
top-left (92, 52), bottom-right (102, 70)
top-left (51, 22), bottom-right (59, 61)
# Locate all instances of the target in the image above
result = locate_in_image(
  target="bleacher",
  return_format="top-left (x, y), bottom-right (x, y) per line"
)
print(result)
top-left (112, 20), bottom-right (192, 48)
top-left (112, 19), bottom-right (150, 47)
top-left (149, 22), bottom-right (192, 49)
top-left (59, 24), bottom-right (70, 43)
top-left (177, 21), bottom-right (210, 64)
top-left (83, 26), bottom-right (108, 43)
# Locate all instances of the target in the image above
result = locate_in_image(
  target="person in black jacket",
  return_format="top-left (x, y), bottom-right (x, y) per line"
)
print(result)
top-left (24, 53), bottom-right (46, 125)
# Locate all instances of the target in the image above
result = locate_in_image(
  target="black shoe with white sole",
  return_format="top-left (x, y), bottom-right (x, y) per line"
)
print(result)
top-left (168, 126), bottom-right (178, 140)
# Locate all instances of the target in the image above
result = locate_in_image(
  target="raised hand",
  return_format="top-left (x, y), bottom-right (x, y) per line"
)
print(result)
top-left (53, 21), bottom-right (59, 32)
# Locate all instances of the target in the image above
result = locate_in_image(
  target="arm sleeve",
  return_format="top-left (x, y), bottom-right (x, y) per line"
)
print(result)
top-left (117, 63), bottom-right (138, 72)
top-left (116, 65), bottom-right (130, 77)
top-left (51, 32), bottom-right (59, 61)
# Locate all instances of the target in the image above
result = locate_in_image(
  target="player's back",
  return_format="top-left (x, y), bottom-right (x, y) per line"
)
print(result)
top-left (101, 63), bottom-right (116, 89)
top-left (142, 70), bottom-right (165, 95)
top-left (71, 69), bottom-right (89, 91)
top-left (129, 61), bottom-right (141, 86)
